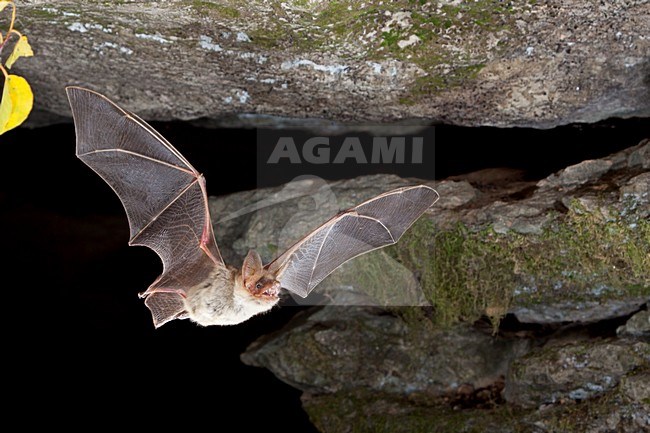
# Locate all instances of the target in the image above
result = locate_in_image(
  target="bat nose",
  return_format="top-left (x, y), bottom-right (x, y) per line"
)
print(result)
top-left (263, 281), bottom-right (281, 297)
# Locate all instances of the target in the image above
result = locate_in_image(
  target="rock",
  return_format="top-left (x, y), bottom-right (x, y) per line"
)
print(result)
top-left (511, 300), bottom-right (649, 326)
top-left (616, 370), bottom-right (650, 433)
top-left (620, 172), bottom-right (650, 218)
top-left (628, 139), bottom-right (650, 169)
top-left (448, 168), bottom-right (526, 187)
top-left (242, 297), bottom-right (530, 395)
top-left (16, 1), bottom-right (650, 129)
top-left (299, 251), bottom-right (428, 307)
top-left (431, 180), bottom-right (478, 209)
top-left (552, 159), bottom-right (614, 187)
top-left (302, 392), bottom-right (522, 433)
top-left (504, 339), bottom-right (650, 408)
top-left (619, 369), bottom-right (650, 403)
top-left (303, 366), bottom-right (650, 433)
top-left (525, 366), bottom-right (650, 433)
top-left (617, 310), bottom-right (650, 338)
top-left (538, 140), bottom-right (649, 190)
top-left (206, 141), bottom-right (649, 432)
top-left (482, 202), bottom-right (545, 234)
top-left (622, 171), bottom-right (650, 197)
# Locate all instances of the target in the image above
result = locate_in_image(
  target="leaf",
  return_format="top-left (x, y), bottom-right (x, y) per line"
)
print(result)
top-left (5, 35), bottom-right (33, 69)
top-left (0, 2), bottom-right (12, 13)
top-left (0, 74), bottom-right (33, 134)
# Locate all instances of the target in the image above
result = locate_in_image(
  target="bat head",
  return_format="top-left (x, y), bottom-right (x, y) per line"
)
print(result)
top-left (242, 250), bottom-right (281, 301)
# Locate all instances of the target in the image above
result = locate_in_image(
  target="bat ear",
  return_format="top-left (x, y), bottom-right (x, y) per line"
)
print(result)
top-left (242, 250), bottom-right (263, 286)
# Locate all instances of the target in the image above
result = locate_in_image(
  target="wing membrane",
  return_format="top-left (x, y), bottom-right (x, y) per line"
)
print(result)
top-left (268, 185), bottom-right (439, 297)
top-left (67, 87), bottom-right (223, 327)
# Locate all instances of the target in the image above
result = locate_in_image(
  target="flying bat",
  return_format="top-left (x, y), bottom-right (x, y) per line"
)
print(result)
top-left (67, 87), bottom-right (439, 328)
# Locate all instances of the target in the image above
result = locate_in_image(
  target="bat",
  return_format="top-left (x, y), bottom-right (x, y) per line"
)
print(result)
top-left (67, 87), bottom-right (439, 328)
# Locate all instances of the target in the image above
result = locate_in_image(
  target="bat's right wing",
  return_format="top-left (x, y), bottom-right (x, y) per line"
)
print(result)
top-left (266, 185), bottom-right (439, 298)
top-left (67, 87), bottom-right (224, 327)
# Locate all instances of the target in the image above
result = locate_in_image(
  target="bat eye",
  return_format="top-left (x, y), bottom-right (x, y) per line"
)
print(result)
top-left (255, 282), bottom-right (263, 290)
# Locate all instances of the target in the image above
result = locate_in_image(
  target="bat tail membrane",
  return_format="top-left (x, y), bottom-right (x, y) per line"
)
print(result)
top-left (141, 291), bottom-right (189, 328)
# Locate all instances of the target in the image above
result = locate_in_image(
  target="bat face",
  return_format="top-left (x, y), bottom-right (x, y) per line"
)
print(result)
top-left (241, 249), bottom-right (281, 303)
top-left (249, 274), bottom-right (282, 300)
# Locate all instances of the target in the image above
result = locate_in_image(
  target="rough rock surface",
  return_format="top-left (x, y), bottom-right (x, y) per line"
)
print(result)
top-left (224, 140), bottom-right (649, 433)
top-left (242, 299), bottom-right (530, 395)
top-left (14, 0), bottom-right (650, 129)
top-left (504, 339), bottom-right (649, 408)
top-left (299, 366), bottom-right (650, 433)
top-left (617, 309), bottom-right (650, 337)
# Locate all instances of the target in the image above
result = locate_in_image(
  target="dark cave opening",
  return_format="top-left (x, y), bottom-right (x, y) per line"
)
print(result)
top-left (3, 117), bottom-right (647, 213)
top-left (2, 116), bottom-right (647, 432)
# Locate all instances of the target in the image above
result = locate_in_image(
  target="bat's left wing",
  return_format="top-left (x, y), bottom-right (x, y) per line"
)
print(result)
top-left (266, 185), bottom-right (439, 297)
top-left (67, 87), bottom-right (224, 328)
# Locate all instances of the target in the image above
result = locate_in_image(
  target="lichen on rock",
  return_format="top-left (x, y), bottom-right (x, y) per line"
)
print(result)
top-left (17, 0), bottom-right (650, 128)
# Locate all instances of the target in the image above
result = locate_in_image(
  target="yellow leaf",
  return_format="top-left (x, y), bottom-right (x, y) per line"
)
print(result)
top-left (0, 74), bottom-right (33, 134)
top-left (5, 35), bottom-right (34, 69)
top-left (0, 2), bottom-right (12, 13)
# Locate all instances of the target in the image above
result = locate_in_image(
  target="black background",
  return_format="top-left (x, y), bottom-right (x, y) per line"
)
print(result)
top-left (2, 117), bottom-right (647, 429)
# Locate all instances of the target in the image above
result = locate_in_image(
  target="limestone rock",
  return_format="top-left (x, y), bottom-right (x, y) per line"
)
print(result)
top-left (242, 299), bottom-right (530, 396)
top-left (16, 1), bottom-right (650, 129)
top-left (511, 300), bottom-right (649, 326)
top-left (617, 310), bottom-right (650, 337)
top-left (504, 340), bottom-right (649, 408)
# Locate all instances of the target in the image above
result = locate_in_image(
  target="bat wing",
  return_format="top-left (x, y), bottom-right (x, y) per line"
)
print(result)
top-left (266, 185), bottom-right (439, 297)
top-left (67, 87), bottom-right (224, 327)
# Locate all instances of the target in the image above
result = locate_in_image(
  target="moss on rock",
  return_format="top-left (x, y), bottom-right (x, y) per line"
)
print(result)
top-left (389, 203), bottom-right (650, 330)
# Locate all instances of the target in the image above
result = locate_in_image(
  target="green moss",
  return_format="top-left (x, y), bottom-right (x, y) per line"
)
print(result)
top-left (190, 1), bottom-right (240, 18)
top-left (32, 0), bottom-right (526, 98)
top-left (388, 220), bottom-right (516, 331)
top-left (323, 249), bottom-right (427, 307)
top-left (248, 26), bottom-right (285, 49)
top-left (20, 7), bottom-right (59, 19)
top-left (388, 204), bottom-right (650, 331)
top-left (242, 0), bottom-right (522, 95)
top-left (244, 1), bottom-right (292, 49)
top-left (511, 201), bottom-right (650, 305)
top-left (316, 1), bottom-right (370, 37)
top-left (377, 1), bottom-right (516, 98)
top-left (266, 242), bottom-right (278, 256)
top-left (381, 30), bottom-right (403, 48)
top-left (412, 63), bottom-right (486, 95)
